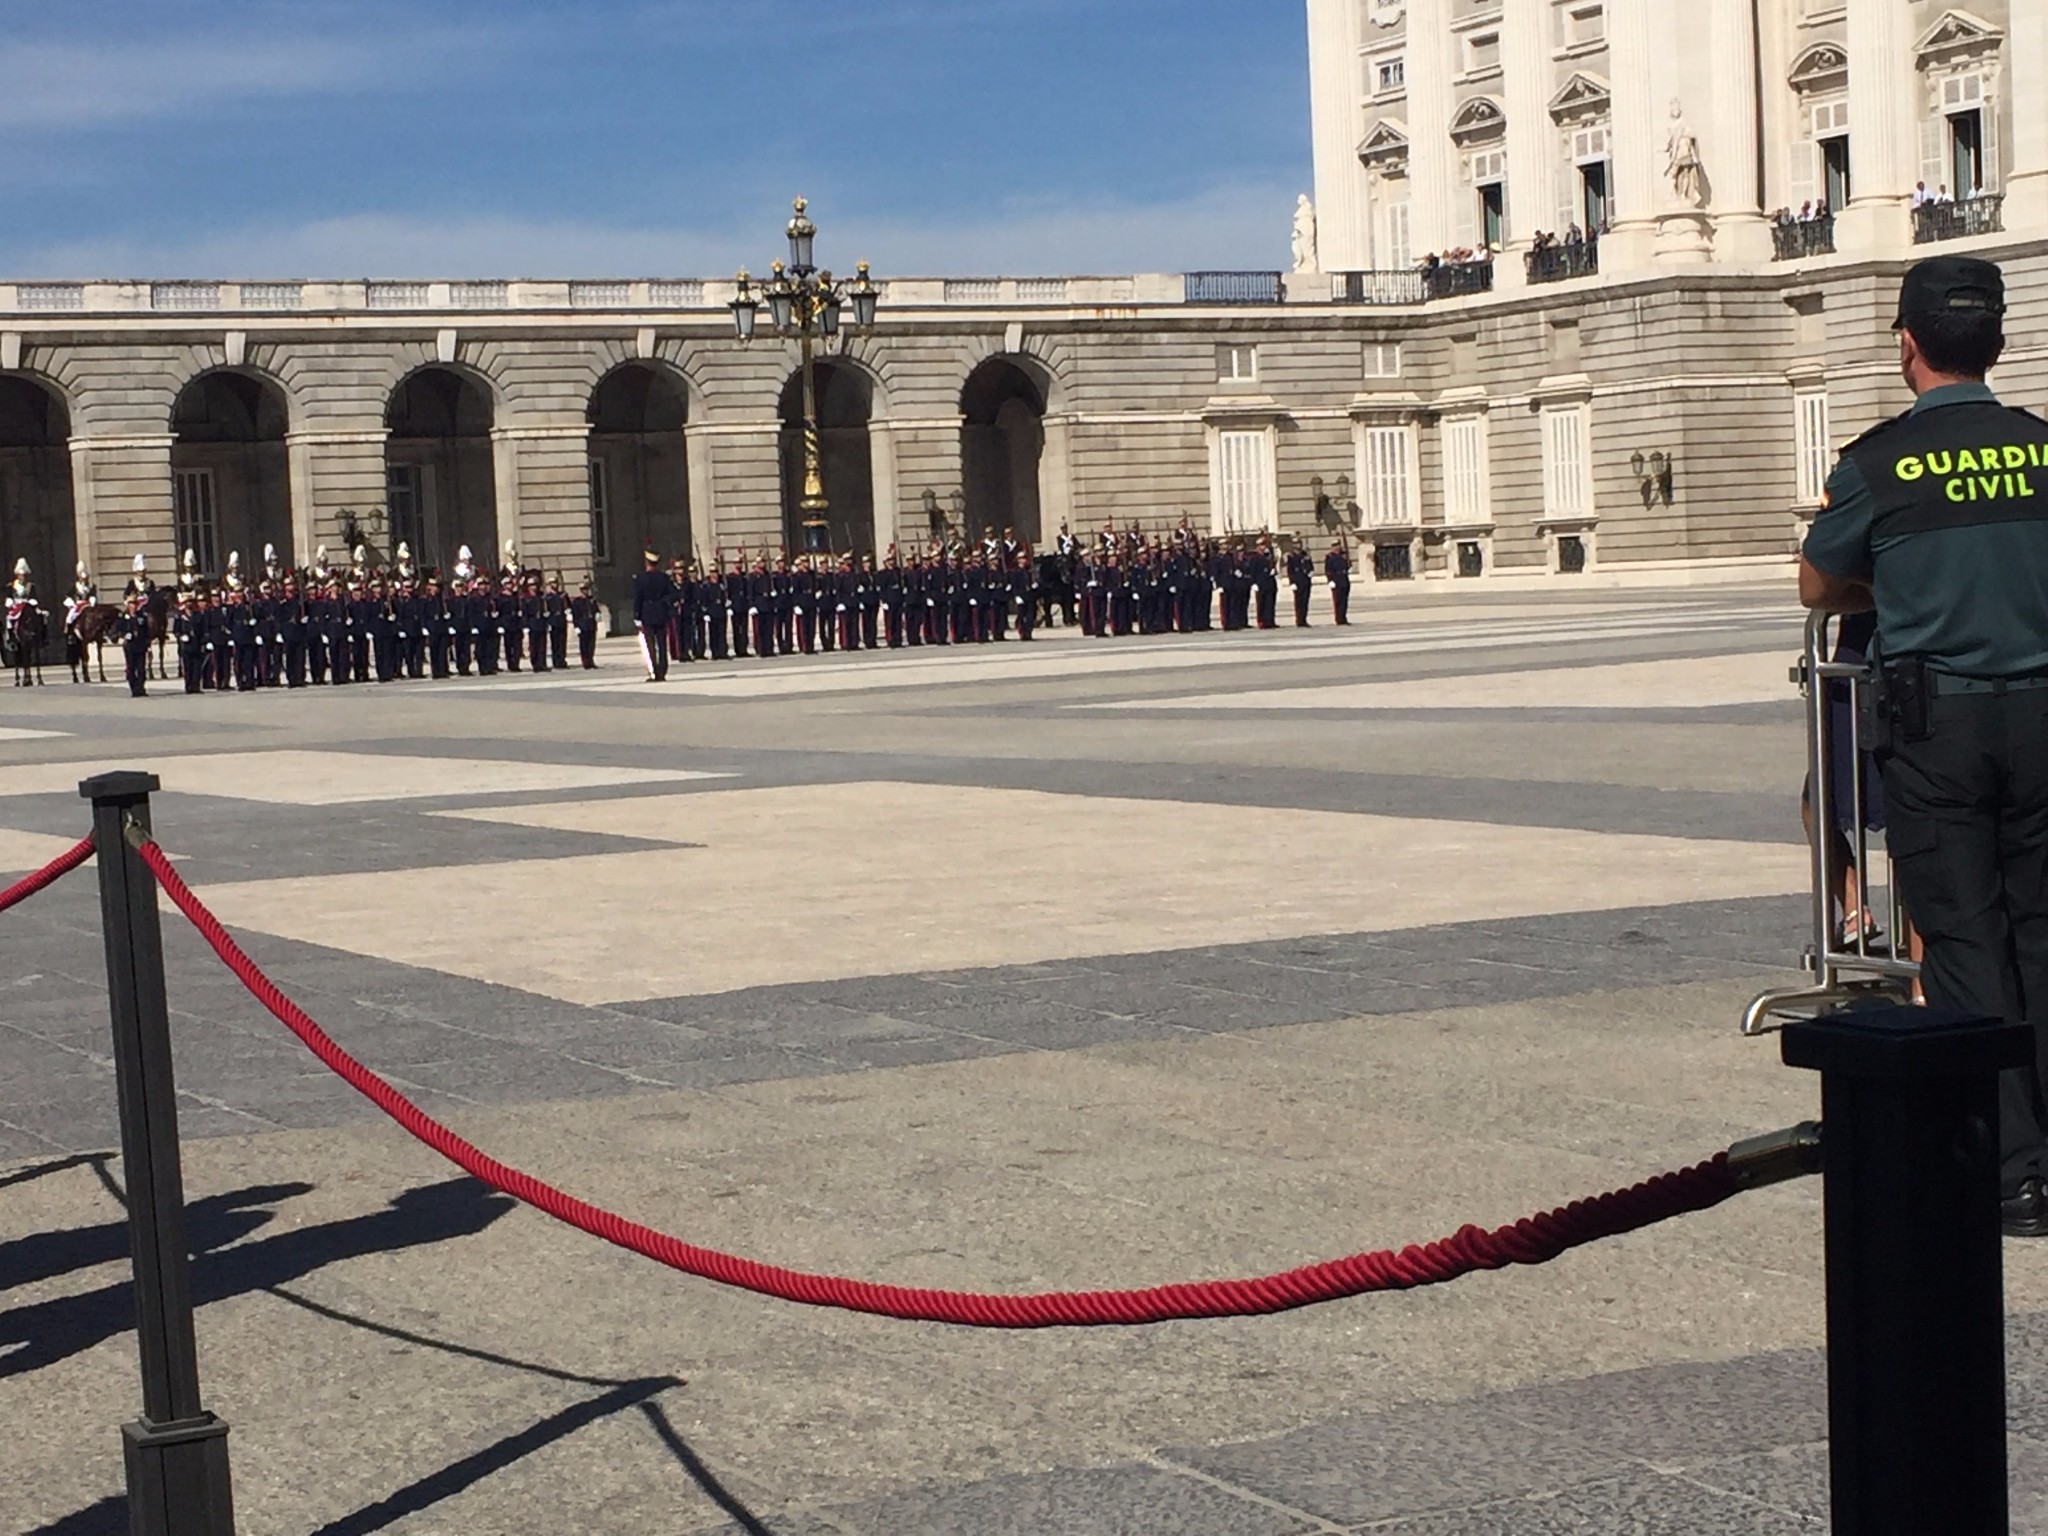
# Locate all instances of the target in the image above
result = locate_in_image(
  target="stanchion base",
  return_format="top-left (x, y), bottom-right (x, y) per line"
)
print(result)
top-left (122, 1412), bottom-right (235, 1536)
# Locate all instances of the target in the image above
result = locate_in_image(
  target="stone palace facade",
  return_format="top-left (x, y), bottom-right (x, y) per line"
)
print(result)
top-left (2, 0), bottom-right (2045, 620)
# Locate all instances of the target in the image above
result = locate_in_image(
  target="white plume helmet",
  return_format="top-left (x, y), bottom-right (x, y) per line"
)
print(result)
top-left (263, 542), bottom-right (277, 564)
top-left (181, 549), bottom-right (197, 570)
top-left (132, 553), bottom-right (148, 574)
top-left (12, 557), bottom-right (27, 578)
top-left (75, 561), bottom-right (89, 581)
top-left (396, 541), bottom-right (411, 561)
top-left (457, 545), bottom-right (473, 563)
top-left (352, 544), bottom-right (367, 565)
top-left (227, 550), bottom-right (240, 570)
top-left (314, 544), bottom-right (328, 567)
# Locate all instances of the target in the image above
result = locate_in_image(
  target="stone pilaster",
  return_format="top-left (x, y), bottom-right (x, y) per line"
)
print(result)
top-left (1602, 0), bottom-right (1660, 272)
top-left (879, 414), bottom-right (962, 553)
top-left (1498, 0), bottom-right (1555, 290)
top-left (2001, 4), bottom-right (2048, 233)
top-left (1406, 0), bottom-right (1455, 259)
top-left (1709, 0), bottom-right (1772, 263)
top-left (1835, 0), bottom-right (1915, 252)
top-left (491, 424), bottom-right (592, 579)
top-left (689, 419), bottom-right (784, 559)
top-left (1307, 0), bottom-right (1370, 271)
top-left (285, 427), bottom-right (386, 568)
top-left (70, 434), bottom-right (173, 581)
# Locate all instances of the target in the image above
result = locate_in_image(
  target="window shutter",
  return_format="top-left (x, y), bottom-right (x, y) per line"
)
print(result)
top-left (1387, 201), bottom-right (1411, 268)
top-left (1983, 100), bottom-right (2001, 193)
top-left (1788, 135), bottom-right (1817, 211)
top-left (1920, 115), bottom-right (1946, 197)
top-left (1453, 176), bottom-right (1477, 249)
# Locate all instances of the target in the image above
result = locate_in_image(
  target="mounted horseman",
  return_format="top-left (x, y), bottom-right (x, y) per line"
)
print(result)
top-left (5, 557), bottom-right (48, 686)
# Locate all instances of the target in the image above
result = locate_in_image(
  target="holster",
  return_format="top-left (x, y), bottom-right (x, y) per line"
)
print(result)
top-left (1870, 652), bottom-right (1933, 750)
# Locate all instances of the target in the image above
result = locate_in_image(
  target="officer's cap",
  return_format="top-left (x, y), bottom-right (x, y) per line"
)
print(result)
top-left (1895, 255), bottom-right (2006, 328)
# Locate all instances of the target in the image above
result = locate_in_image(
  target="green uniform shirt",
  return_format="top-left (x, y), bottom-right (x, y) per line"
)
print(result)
top-left (1804, 382), bottom-right (2048, 676)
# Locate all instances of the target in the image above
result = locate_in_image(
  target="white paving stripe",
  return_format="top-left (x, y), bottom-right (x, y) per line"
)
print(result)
top-left (0, 727), bottom-right (70, 742)
top-left (429, 610), bottom-right (1799, 700)
top-left (1083, 652), bottom-right (1796, 712)
top-left (182, 781), bottom-right (1813, 1004)
top-left (0, 751), bottom-right (731, 805)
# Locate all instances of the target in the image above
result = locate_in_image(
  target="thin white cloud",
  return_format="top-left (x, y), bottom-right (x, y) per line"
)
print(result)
top-left (0, 29), bottom-right (489, 128)
top-left (7, 185), bottom-right (1295, 279)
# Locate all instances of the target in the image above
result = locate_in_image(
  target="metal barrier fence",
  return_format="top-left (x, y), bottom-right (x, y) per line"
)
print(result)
top-left (1743, 612), bottom-right (1920, 1036)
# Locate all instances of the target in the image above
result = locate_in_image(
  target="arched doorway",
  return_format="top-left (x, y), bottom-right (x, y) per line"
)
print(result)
top-left (0, 377), bottom-right (77, 593)
top-left (169, 371), bottom-right (291, 579)
top-left (960, 358), bottom-right (1046, 548)
top-left (779, 360), bottom-right (874, 555)
top-left (385, 367), bottom-right (496, 573)
top-left (587, 364), bottom-right (690, 620)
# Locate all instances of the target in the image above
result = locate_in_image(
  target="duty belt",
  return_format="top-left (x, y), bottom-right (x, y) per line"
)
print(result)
top-left (1928, 670), bottom-right (2048, 696)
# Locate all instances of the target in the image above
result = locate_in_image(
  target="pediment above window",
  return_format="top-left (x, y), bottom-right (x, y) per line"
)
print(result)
top-left (1787, 41), bottom-right (1848, 93)
top-left (1915, 9), bottom-right (2002, 65)
top-left (1358, 119), bottom-right (1410, 169)
top-left (1547, 72), bottom-right (1610, 125)
top-left (1448, 95), bottom-right (1506, 146)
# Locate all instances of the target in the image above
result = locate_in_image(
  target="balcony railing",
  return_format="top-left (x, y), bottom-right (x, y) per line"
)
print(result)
top-left (1914, 193), bottom-right (2003, 244)
top-left (1773, 215), bottom-right (1836, 261)
top-left (1421, 260), bottom-right (1495, 300)
top-left (1526, 238), bottom-right (1599, 285)
top-left (1331, 270), bottom-right (1428, 304)
top-left (1185, 270), bottom-right (1285, 305)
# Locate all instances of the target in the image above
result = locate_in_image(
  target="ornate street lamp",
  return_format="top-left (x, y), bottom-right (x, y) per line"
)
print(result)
top-left (730, 198), bottom-right (881, 554)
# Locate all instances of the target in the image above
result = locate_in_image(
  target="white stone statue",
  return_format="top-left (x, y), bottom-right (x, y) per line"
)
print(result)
top-left (1292, 195), bottom-right (1321, 273)
top-left (1665, 99), bottom-right (1706, 210)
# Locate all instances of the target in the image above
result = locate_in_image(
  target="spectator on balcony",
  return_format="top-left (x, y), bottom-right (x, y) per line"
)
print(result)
top-left (1935, 184), bottom-right (1953, 205)
top-left (1913, 181), bottom-right (1931, 209)
top-left (1565, 223), bottom-right (1585, 248)
top-left (1795, 201), bottom-right (1815, 223)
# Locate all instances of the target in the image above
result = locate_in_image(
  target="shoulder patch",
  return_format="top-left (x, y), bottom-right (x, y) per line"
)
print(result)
top-left (1839, 409), bottom-right (1912, 454)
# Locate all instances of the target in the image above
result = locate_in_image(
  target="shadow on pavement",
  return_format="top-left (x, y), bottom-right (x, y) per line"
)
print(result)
top-left (1, 1181), bottom-right (309, 1295)
top-left (0, 1177), bottom-right (511, 1380)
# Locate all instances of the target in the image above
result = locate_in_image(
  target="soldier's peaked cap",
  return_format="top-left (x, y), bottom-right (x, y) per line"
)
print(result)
top-left (1895, 255), bottom-right (2006, 328)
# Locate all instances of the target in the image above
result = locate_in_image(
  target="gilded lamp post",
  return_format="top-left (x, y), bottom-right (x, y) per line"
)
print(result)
top-left (729, 198), bottom-right (880, 554)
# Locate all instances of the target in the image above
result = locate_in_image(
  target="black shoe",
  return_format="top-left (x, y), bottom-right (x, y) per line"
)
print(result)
top-left (2003, 1179), bottom-right (2048, 1237)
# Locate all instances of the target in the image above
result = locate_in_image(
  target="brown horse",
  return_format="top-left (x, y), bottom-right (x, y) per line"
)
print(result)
top-left (5, 603), bottom-right (49, 686)
top-left (72, 603), bottom-right (124, 683)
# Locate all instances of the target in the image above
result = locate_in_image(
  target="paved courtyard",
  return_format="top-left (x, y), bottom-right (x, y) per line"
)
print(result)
top-left (5, 583), bottom-right (2047, 1534)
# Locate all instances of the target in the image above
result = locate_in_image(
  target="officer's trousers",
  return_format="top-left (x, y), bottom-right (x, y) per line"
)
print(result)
top-left (1883, 688), bottom-right (2048, 1193)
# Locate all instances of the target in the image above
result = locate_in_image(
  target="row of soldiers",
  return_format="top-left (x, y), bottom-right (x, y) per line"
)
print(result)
top-left (115, 552), bottom-right (605, 698)
top-left (627, 546), bottom-right (1048, 678)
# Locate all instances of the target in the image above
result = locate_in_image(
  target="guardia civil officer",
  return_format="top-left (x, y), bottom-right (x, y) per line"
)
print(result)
top-left (1800, 254), bottom-right (2048, 1237)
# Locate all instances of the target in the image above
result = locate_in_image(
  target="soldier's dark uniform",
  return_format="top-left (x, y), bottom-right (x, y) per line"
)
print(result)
top-left (571, 584), bottom-right (600, 668)
top-left (631, 555), bottom-right (672, 681)
top-left (1803, 255), bottom-right (2048, 1231)
top-left (1287, 547), bottom-right (1314, 626)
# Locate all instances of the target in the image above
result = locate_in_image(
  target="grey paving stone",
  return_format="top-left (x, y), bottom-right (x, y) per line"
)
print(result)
top-left (1681, 1444), bottom-right (1829, 1526)
top-left (817, 1463), bottom-right (1319, 1536)
top-left (1361, 1470), bottom-right (1820, 1533)
top-left (1162, 1397), bottom-right (1628, 1527)
top-left (1484, 1349), bottom-right (1827, 1467)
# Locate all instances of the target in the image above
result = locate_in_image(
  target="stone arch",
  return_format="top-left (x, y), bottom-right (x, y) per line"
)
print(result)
top-left (587, 359), bottom-right (692, 620)
top-left (169, 368), bottom-right (293, 580)
top-left (0, 373), bottom-right (78, 602)
top-left (384, 364), bottom-right (499, 573)
top-left (959, 356), bottom-right (1048, 548)
top-left (778, 358), bottom-right (877, 554)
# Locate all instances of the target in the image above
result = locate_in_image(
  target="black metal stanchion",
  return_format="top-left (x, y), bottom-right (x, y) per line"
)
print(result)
top-left (79, 772), bottom-right (236, 1536)
top-left (1782, 1005), bottom-right (2026, 1536)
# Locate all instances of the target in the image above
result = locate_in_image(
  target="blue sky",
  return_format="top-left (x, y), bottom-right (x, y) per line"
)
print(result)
top-left (1, 0), bottom-right (1311, 279)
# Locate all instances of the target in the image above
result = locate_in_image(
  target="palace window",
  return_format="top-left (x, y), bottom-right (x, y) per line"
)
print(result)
top-left (1357, 424), bottom-right (1418, 528)
top-left (172, 469), bottom-right (219, 578)
top-left (1464, 32), bottom-right (1502, 76)
top-left (587, 459), bottom-right (612, 564)
top-left (1219, 344), bottom-right (1260, 384)
top-left (1541, 403), bottom-right (1590, 518)
top-left (1213, 428), bottom-right (1277, 534)
top-left (385, 463), bottom-right (425, 560)
top-left (1363, 341), bottom-right (1402, 379)
top-left (1381, 200), bottom-right (1412, 269)
top-left (1794, 389), bottom-right (1832, 508)
top-left (1442, 416), bottom-right (1490, 525)
top-left (1371, 53), bottom-right (1405, 95)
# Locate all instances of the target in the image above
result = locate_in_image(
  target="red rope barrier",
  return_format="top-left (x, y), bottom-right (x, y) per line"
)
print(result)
top-left (138, 837), bottom-right (1742, 1328)
top-left (0, 835), bottom-right (94, 914)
